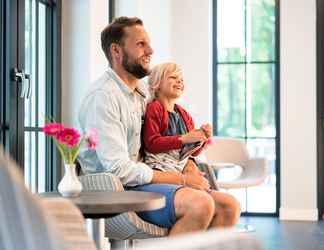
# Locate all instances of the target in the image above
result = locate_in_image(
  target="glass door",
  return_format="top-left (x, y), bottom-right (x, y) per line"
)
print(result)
top-left (1, 0), bottom-right (61, 192)
top-left (24, 0), bottom-right (48, 192)
top-left (1, 0), bottom-right (26, 168)
top-left (24, 0), bottom-right (62, 192)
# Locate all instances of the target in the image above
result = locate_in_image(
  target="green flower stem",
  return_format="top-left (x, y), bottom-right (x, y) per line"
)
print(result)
top-left (50, 135), bottom-right (87, 165)
top-left (71, 138), bottom-right (85, 164)
top-left (53, 139), bottom-right (67, 164)
top-left (69, 147), bottom-right (73, 164)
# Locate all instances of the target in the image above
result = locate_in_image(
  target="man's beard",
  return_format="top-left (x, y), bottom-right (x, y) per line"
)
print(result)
top-left (122, 50), bottom-right (150, 79)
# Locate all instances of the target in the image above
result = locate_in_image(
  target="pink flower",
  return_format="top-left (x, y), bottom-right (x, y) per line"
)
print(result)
top-left (56, 128), bottom-right (81, 147)
top-left (84, 128), bottom-right (99, 150)
top-left (42, 123), bottom-right (64, 136)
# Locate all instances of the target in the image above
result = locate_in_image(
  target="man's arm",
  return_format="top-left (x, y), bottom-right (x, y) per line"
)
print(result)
top-left (81, 91), bottom-right (153, 186)
top-left (152, 169), bottom-right (210, 191)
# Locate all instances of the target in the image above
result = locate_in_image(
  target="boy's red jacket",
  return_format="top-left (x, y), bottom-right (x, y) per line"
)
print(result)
top-left (143, 100), bottom-right (203, 156)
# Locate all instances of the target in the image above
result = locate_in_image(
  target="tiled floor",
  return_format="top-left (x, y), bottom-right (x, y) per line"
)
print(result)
top-left (240, 216), bottom-right (324, 250)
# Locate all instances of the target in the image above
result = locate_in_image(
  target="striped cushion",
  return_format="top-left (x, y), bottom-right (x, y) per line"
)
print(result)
top-left (0, 147), bottom-right (67, 250)
top-left (41, 198), bottom-right (96, 250)
top-left (79, 173), bottom-right (168, 240)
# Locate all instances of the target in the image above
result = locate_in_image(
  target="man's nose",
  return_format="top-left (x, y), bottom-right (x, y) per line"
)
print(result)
top-left (146, 45), bottom-right (154, 55)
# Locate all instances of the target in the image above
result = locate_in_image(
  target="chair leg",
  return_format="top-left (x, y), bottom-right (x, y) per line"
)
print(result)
top-left (110, 239), bottom-right (127, 250)
top-left (236, 224), bottom-right (255, 233)
top-left (110, 239), bottom-right (134, 250)
top-left (127, 239), bottom-right (134, 250)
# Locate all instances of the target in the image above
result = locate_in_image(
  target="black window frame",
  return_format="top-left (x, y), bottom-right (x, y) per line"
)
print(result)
top-left (109, 0), bottom-right (115, 23)
top-left (0, 0), bottom-right (4, 145)
top-left (212, 0), bottom-right (280, 216)
top-left (317, 0), bottom-right (324, 219)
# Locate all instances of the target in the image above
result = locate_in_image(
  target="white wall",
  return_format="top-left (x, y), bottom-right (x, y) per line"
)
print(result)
top-left (61, 0), bottom-right (108, 127)
top-left (115, 0), bottom-right (173, 64)
top-left (61, 0), bottom-right (89, 127)
top-left (170, 0), bottom-right (213, 127)
top-left (279, 0), bottom-right (317, 220)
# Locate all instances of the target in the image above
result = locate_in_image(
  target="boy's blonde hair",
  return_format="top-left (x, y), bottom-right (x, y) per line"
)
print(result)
top-left (148, 63), bottom-right (183, 99)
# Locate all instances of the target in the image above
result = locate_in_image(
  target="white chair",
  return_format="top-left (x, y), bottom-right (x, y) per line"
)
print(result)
top-left (203, 137), bottom-right (268, 232)
top-left (204, 137), bottom-right (268, 189)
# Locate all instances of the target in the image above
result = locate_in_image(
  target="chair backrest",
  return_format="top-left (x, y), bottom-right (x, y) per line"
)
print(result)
top-left (0, 146), bottom-right (67, 250)
top-left (205, 137), bottom-right (250, 167)
top-left (132, 228), bottom-right (263, 250)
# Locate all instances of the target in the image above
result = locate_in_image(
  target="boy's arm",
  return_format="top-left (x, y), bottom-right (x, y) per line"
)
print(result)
top-left (191, 124), bottom-right (212, 156)
top-left (143, 105), bottom-right (183, 154)
top-left (182, 112), bottom-right (205, 157)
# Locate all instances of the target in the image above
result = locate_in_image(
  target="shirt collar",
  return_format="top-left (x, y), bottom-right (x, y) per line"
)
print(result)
top-left (106, 67), bottom-right (146, 99)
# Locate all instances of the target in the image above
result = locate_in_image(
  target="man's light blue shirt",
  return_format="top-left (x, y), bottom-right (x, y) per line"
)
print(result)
top-left (78, 68), bottom-right (153, 186)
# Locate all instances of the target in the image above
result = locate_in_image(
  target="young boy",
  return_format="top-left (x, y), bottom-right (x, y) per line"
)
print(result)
top-left (141, 63), bottom-right (240, 229)
top-left (143, 62), bottom-right (212, 174)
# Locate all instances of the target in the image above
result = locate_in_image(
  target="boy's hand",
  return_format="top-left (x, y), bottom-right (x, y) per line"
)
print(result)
top-left (200, 124), bottom-right (212, 138)
top-left (180, 129), bottom-right (207, 144)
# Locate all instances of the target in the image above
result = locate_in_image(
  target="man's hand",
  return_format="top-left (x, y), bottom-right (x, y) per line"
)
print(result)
top-left (182, 159), bottom-right (201, 174)
top-left (183, 170), bottom-right (210, 191)
top-left (182, 159), bottom-right (210, 190)
top-left (200, 124), bottom-right (212, 138)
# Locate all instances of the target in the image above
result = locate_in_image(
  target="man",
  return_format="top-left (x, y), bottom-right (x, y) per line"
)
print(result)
top-left (78, 16), bottom-right (240, 235)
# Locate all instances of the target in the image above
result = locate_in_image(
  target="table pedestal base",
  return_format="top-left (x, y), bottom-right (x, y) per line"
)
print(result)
top-left (86, 219), bottom-right (110, 250)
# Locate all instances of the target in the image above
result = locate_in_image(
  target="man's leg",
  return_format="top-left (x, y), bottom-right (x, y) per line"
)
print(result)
top-left (169, 187), bottom-right (215, 235)
top-left (208, 191), bottom-right (241, 228)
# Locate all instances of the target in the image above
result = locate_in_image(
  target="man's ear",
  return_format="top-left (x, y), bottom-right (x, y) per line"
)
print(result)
top-left (110, 43), bottom-right (121, 59)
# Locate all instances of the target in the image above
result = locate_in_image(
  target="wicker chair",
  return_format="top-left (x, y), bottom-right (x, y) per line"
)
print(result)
top-left (0, 146), bottom-right (96, 250)
top-left (79, 173), bottom-right (168, 242)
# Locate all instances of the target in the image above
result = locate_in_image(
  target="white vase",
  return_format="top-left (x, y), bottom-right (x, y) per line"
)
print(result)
top-left (58, 164), bottom-right (82, 197)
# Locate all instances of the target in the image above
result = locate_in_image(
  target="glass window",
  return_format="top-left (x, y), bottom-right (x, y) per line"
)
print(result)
top-left (214, 0), bottom-right (278, 214)
top-left (217, 64), bottom-right (246, 137)
top-left (24, 0), bottom-right (60, 193)
top-left (217, 0), bottom-right (246, 63)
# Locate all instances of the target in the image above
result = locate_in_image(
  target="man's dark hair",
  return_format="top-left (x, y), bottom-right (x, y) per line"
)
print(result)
top-left (101, 16), bottom-right (143, 66)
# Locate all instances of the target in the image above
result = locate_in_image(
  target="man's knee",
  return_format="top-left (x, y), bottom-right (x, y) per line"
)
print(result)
top-left (175, 188), bottom-right (215, 222)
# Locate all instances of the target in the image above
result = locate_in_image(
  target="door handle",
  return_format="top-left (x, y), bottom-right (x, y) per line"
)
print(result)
top-left (0, 123), bottom-right (9, 132)
top-left (11, 68), bottom-right (31, 99)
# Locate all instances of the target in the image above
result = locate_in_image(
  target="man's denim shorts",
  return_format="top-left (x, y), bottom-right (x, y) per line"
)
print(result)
top-left (130, 184), bottom-right (183, 229)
